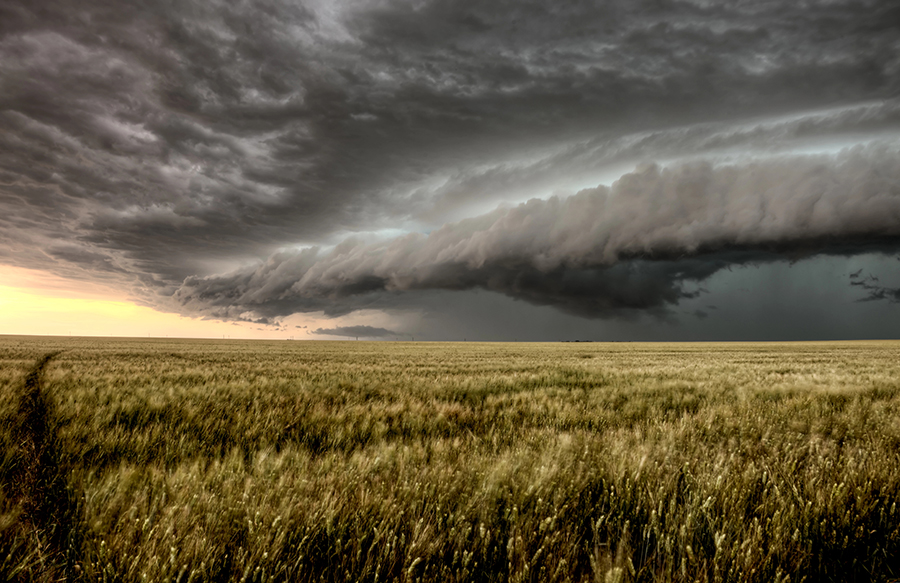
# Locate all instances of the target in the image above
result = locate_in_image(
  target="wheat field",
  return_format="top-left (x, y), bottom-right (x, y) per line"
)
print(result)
top-left (1, 336), bottom-right (899, 582)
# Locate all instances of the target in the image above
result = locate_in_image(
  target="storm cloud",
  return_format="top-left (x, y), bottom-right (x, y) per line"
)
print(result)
top-left (311, 326), bottom-right (399, 339)
top-left (175, 146), bottom-right (900, 320)
top-left (2, 0), bottom-right (900, 337)
top-left (851, 267), bottom-right (900, 303)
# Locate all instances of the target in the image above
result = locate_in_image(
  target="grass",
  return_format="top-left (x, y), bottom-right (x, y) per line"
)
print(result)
top-left (1, 336), bottom-right (900, 581)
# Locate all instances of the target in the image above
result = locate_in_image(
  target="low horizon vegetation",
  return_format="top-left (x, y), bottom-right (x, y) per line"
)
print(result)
top-left (2, 336), bottom-right (900, 581)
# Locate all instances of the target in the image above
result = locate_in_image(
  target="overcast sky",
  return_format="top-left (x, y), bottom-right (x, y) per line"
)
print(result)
top-left (2, 0), bottom-right (900, 340)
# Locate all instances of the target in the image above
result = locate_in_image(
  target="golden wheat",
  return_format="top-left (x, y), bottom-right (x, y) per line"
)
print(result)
top-left (1, 336), bottom-right (899, 581)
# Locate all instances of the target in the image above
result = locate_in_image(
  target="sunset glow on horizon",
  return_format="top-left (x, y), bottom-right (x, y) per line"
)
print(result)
top-left (2, 1), bottom-right (899, 340)
top-left (0, 266), bottom-right (296, 339)
top-left (0, 266), bottom-right (399, 340)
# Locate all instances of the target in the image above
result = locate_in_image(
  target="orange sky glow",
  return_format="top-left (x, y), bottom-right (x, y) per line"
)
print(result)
top-left (0, 266), bottom-right (318, 339)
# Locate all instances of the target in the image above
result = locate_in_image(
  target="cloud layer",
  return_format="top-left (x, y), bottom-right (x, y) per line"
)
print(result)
top-left (311, 326), bottom-right (399, 338)
top-left (2, 0), bottom-right (900, 337)
top-left (175, 146), bottom-right (900, 320)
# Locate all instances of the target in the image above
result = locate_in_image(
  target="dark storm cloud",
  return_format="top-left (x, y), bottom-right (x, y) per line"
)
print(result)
top-left (174, 146), bottom-right (900, 320)
top-left (851, 267), bottom-right (900, 303)
top-left (311, 325), bottom-right (399, 338)
top-left (406, 99), bottom-right (900, 223)
top-left (2, 0), bottom-right (900, 330)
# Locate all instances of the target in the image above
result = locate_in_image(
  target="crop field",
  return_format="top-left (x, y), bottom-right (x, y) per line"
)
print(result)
top-left (1, 336), bottom-right (900, 582)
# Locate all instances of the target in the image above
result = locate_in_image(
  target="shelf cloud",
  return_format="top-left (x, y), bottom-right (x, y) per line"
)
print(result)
top-left (2, 0), bottom-right (900, 338)
top-left (174, 146), bottom-right (900, 320)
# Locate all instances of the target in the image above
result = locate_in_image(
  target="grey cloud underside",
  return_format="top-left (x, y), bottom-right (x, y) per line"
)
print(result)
top-left (2, 1), bottom-right (900, 284)
top-left (407, 99), bottom-right (900, 223)
top-left (311, 326), bottom-right (399, 338)
top-left (2, 0), bottom-right (900, 328)
top-left (174, 148), bottom-right (900, 320)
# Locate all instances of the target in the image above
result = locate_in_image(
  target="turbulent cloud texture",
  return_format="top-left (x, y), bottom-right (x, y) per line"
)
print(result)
top-left (851, 267), bottom-right (900, 303)
top-left (2, 0), bottom-right (900, 337)
top-left (174, 146), bottom-right (900, 319)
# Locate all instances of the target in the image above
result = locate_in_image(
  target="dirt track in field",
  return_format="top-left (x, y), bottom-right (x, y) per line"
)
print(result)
top-left (9, 351), bottom-right (82, 581)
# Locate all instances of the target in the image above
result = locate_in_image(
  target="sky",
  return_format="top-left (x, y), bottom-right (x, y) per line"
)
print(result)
top-left (2, 0), bottom-right (900, 340)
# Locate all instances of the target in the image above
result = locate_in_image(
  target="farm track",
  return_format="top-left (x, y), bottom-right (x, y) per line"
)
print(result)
top-left (9, 352), bottom-right (83, 581)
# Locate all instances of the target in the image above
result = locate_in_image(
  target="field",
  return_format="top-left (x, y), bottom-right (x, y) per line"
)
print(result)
top-left (1, 336), bottom-right (900, 582)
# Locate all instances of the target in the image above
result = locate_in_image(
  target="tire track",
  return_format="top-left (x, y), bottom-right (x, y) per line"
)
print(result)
top-left (7, 351), bottom-right (83, 581)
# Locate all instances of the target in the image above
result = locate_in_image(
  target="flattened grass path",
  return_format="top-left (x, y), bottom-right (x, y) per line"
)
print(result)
top-left (8, 351), bottom-right (83, 581)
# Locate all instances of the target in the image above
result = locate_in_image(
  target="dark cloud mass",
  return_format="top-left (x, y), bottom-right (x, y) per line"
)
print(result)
top-left (311, 326), bottom-right (399, 338)
top-left (851, 266), bottom-right (900, 303)
top-left (174, 147), bottom-right (900, 320)
top-left (2, 0), bottom-right (900, 338)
